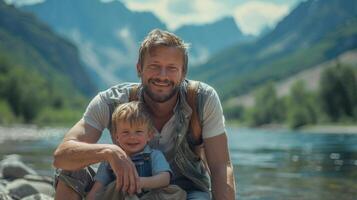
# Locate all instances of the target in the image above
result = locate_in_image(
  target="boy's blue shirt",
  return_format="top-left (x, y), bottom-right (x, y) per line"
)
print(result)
top-left (94, 145), bottom-right (171, 186)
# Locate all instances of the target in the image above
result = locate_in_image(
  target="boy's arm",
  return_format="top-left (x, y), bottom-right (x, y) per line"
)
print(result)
top-left (86, 181), bottom-right (104, 200)
top-left (139, 171), bottom-right (170, 189)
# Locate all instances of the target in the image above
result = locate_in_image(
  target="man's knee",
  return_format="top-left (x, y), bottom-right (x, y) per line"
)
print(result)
top-left (54, 168), bottom-right (95, 199)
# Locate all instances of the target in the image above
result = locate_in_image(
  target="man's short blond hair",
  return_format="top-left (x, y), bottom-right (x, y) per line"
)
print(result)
top-left (111, 101), bottom-right (154, 135)
top-left (138, 29), bottom-right (189, 76)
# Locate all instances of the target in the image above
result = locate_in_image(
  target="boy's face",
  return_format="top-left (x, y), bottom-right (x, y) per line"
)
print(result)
top-left (114, 121), bottom-right (152, 155)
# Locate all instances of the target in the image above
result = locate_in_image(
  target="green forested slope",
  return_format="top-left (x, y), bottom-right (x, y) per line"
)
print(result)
top-left (0, 1), bottom-right (96, 96)
top-left (0, 1), bottom-right (97, 124)
top-left (191, 0), bottom-right (357, 100)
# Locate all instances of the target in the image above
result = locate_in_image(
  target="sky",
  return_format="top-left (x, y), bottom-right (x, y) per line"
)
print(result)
top-left (6, 0), bottom-right (305, 36)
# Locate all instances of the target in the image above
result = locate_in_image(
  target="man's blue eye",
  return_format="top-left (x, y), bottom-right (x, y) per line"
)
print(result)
top-left (168, 67), bottom-right (178, 71)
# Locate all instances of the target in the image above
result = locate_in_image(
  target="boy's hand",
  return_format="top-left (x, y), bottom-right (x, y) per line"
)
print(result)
top-left (105, 145), bottom-right (141, 195)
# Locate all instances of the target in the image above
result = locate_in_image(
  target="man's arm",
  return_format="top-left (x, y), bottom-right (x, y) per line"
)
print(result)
top-left (53, 119), bottom-right (113, 169)
top-left (204, 133), bottom-right (236, 200)
top-left (53, 119), bottom-right (140, 194)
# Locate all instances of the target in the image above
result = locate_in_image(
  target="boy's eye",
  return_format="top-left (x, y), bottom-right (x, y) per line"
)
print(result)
top-left (136, 130), bottom-right (144, 135)
top-left (121, 131), bottom-right (129, 135)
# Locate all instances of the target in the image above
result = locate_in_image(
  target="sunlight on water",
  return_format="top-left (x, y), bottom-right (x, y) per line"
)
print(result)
top-left (0, 126), bottom-right (357, 199)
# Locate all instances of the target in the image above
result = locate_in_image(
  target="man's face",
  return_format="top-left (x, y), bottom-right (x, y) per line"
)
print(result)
top-left (137, 46), bottom-right (185, 103)
top-left (114, 122), bottom-right (152, 155)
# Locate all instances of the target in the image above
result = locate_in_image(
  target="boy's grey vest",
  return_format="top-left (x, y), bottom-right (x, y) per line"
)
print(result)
top-left (105, 80), bottom-right (211, 192)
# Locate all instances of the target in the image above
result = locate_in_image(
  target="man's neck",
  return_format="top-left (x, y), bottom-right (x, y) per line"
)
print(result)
top-left (144, 93), bottom-right (178, 117)
top-left (143, 92), bottom-right (179, 131)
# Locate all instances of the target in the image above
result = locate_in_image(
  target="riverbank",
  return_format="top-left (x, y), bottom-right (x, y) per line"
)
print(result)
top-left (0, 125), bottom-right (68, 143)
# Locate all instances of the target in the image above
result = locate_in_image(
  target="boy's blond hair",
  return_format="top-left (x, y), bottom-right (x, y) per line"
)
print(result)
top-left (111, 101), bottom-right (154, 135)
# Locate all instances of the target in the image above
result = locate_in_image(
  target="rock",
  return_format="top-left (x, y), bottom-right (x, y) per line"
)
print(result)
top-left (0, 155), bottom-right (55, 199)
top-left (0, 155), bottom-right (37, 180)
top-left (22, 193), bottom-right (53, 200)
top-left (6, 179), bottom-right (54, 199)
top-left (0, 193), bottom-right (13, 200)
top-left (0, 184), bottom-right (8, 194)
top-left (23, 175), bottom-right (53, 186)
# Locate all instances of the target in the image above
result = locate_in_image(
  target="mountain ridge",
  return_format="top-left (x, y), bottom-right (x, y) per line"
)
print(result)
top-left (21, 0), bottom-right (252, 88)
top-left (191, 0), bottom-right (357, 99)
top-left (0, 1), bottom-right (97, 96)
top-left (175, 16), bottom-right (252, 65)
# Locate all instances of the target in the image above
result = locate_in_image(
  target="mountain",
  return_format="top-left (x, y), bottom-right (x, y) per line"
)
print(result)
top-left (0, 0), bottom-right (98, 123)
top-left (0, 0), bottom-right (96, 96)
top-left (21, 0), bottom-right (167, 87)
top-left (228, 49), bottom-right (357, 108)
top-left (190, 0), bottom-right (357, 100)
top-left (20, 0), bottom-right (253, 88)
top-left (175, 17), bottom-right (253, 65)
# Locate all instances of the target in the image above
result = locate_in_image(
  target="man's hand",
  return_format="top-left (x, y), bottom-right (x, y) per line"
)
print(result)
top-left (106, 145), bottom-right (141, 195)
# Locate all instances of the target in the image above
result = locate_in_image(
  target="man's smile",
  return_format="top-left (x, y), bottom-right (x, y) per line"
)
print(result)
top-left (150, 79), bottom-right (173, 88)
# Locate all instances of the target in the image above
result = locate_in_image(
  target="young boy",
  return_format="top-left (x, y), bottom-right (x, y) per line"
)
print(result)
top-left (86, 101), bottom-right (185, 200)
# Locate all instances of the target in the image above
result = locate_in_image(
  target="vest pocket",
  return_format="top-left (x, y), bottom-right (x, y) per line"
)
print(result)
top-left (174, 140), bottom-right (210, 192)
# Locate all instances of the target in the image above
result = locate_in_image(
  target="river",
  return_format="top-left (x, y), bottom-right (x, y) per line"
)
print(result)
top-left (0, 126), bottom-right (356, 199)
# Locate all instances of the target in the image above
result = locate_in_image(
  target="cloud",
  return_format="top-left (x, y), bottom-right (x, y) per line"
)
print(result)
top-left (122, 0), bottom-right (229, 30)
top-left (121, 0), bottom-right (296, 35)
top-left (233, 1), bottom-right (290, 35)
top-left (4, 0), bottom-right (44, 6)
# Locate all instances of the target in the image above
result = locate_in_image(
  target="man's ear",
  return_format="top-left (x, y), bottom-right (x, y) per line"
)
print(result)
top-left (136, 63), bottom-right (142, 78)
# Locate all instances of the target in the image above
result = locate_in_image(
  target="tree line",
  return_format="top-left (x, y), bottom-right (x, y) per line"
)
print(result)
top-left (0, 57), bottom-right (88, 125)
top-left (224, 63), bottom-right (357, 129)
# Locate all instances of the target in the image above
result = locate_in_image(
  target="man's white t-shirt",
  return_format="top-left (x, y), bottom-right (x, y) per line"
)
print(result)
top-left (83, 84), bottom-right (226, 153)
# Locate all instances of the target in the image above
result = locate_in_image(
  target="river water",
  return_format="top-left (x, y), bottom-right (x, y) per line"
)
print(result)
top-left (0, 126), bottom-right (356, 199)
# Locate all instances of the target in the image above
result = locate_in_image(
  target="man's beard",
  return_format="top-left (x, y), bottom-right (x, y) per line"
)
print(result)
top-left (143, 78), bottom-right (181, 103)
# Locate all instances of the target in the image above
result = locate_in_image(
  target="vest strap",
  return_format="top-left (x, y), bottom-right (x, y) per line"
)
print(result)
top-left (129, 85), bottom-right (139, 101)
top-left (186, 80), bottom-right (202, 144)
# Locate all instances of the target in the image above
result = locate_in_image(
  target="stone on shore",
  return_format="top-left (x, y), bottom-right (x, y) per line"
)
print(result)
top-left (22, 193), bottom-right (53, 200)
top-left (0, 155), bottom-right (54, 200)
top-left (6, 179), bottom-right (54, 199)
top-left (0, 155), bottom-right (37, 180)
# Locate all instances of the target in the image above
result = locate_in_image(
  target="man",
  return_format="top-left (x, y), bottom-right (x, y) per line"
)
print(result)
top-left (53, 29), bottom-right (236, 200)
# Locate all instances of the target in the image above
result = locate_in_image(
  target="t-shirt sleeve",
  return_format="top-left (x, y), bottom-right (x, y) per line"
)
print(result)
top-left (82, 94), bottom-right (110, 131)
top-left (202, 88), bottom-right (226, 139)
top-left (94, 162), bottom-right (115, 186)
top-left (150, 150), bottom-right (172, 176)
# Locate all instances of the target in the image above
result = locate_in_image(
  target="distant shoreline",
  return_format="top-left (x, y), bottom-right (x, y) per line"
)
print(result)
top-left (299, 125), bottom-right (357, 134)
top-left (226, 122), bottom-right (357, 134)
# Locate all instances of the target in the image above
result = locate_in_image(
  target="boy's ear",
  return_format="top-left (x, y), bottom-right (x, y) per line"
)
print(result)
top-left (148, 130), bottom-right (154, 140)
top-left (112, 133), bottom-right (120, 145)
